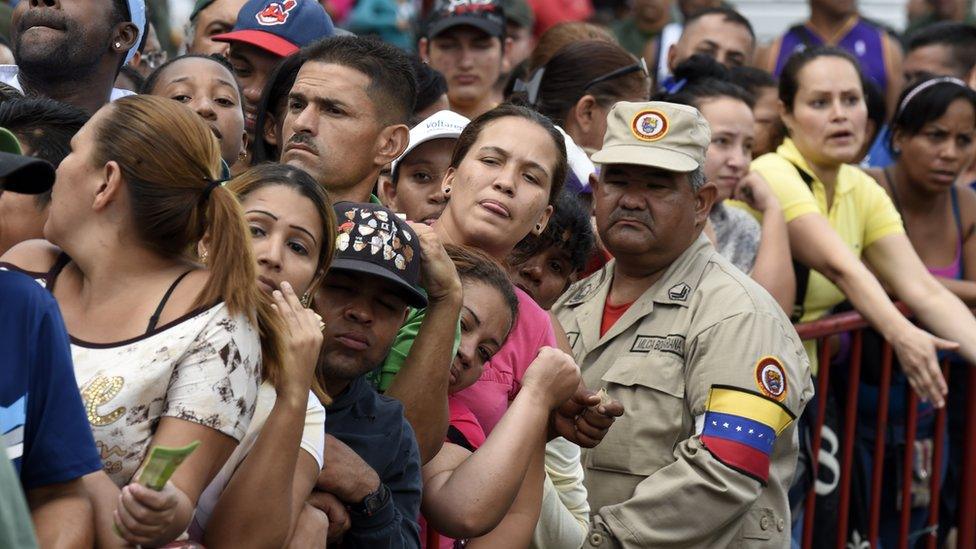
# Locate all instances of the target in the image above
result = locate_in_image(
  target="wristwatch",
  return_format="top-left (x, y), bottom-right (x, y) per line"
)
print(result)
top-left (348, 484), bottom-right (390, 518)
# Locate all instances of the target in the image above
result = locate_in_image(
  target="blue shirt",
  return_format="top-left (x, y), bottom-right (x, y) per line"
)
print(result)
top-left (0, 270), bottom-right (102, 489)
top-left (325, 375), bottom-right (421, 549)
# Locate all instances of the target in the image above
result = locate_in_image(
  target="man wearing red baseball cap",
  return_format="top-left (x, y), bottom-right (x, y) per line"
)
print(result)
top-left (212, 0), bottom-right (335, 133)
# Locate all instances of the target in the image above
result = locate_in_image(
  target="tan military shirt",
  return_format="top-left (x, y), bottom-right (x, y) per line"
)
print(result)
top-left (553, 234), bottom-right (813, 548)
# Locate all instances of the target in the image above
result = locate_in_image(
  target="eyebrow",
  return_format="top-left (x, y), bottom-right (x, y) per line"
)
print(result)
top-left (247, 209), bottom-right (317, 243)
top-left (246, 209), bottom-right (278, 221)
top-left (291, 225), bottom-right (317, 244)
top-left (463, 305), bottom-right (482, 328)
top-left (479, 146), bottom-right (551, 178)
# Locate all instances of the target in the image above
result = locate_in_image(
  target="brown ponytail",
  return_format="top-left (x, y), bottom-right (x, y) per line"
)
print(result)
top-left (91, 95), bottom-right (286, 385)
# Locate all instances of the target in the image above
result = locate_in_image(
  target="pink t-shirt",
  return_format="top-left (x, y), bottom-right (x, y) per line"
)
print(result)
top-left (452, 287), bottom-right (557, 434)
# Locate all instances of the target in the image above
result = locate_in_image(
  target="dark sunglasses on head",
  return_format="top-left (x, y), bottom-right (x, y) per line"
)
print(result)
top-left (582, 57), bottom-right (649, 92)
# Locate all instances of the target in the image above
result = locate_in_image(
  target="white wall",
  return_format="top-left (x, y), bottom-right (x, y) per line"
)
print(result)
top-left (730, 0), bottom-right (908, 43)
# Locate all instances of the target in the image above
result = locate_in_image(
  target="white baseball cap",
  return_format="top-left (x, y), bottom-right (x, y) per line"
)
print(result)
top-left (391, 110), bottom-right (470, 182)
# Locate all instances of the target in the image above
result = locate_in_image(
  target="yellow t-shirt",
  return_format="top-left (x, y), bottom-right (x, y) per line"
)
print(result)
top-left (748, 139), bottom-right (905, 369)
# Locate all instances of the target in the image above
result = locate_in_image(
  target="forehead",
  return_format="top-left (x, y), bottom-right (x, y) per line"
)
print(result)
top-left (797, 57), bottom-right (862, 91)
top-left (157, 57), bottom-right (236, 88)
top-left (243, 185), bottom-right (321, 228)
top-left (462, 281), bottom-right (513, 328)
top-left (904, 44), bottom-right (958, 76)
top-left (683, 14), bottom-right (753, 48)
top-left (700, 97), bottom-right (755, 128)
top-left (293, 62), bottom-right (371, 97)
top-left (326, 270), bottom-right (407, 304)
top-left (472, 117), bottom-right (558, 161)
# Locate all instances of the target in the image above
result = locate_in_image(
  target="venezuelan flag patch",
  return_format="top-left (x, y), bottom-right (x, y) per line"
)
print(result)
top-left (697, 385), bottom-right (796, 484)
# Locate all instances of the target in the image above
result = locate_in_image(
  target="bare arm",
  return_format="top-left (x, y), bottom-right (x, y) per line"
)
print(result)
top-left (206, 285), bottom-right (324, 548)
top-left (465, 445), bottom-right (546, 549)
top-left (736, 173), bottom-right (795, 312)
top-left (28, 479), bottom-right (94, 549)
top-left (385, 223), bottom-right (463, 464)
top-left (421, 347), bottom-right (580, 539)
top-left (789, 213), bottom-right (953, 406)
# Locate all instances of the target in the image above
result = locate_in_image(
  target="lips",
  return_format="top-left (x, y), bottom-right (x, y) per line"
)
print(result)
top-left (479, 199), bottom-right (511, 219)
top-left (257, 275), bottom-right (277, 294)
top-left (19, 11), bottom-right (67, 34)
top-left (454, 74), bottom-right (479, 85)
top-left (335, 331), bottom-right (369, 351)
top-left (930, 169), bottom-right (958, 183)
top-left (827, 130), bottom-right (854, 141)
top-left (209, 124), bottom-right (223, 140)
top-left (285, 142), bottom-right (317, 156)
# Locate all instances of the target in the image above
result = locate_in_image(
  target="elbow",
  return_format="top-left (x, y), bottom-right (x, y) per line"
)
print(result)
top-left (425, 506), bottom-right (502, 539)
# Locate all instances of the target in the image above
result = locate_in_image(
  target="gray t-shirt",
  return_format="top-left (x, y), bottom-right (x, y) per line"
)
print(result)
top-left (710, 202), bottom-right (761, 274)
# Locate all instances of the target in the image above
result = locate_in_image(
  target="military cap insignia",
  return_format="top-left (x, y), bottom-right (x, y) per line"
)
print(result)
top-left (631, 109), bottom-right (669, 142)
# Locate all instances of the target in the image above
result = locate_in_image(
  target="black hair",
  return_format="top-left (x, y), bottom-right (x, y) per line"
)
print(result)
top-left (657, 54), bottom-right (755, 109)
top-left (249, 53), bottom-right (302, 164)
top-left (411, 56), bottom-right (448, 119)
top-left (532, 40), bottom-right (648, 127)
top-left (300, 36), bottom-right (417, 125)
top-left (684, 6), bottom-right (756, 41)
top-left (779, 46), bottom-right (864, 112)
top-left (446, 244), bottom-right (519, 331)
top-left (730, 65), bottom-right (777, 95)
top-left (862, 75), bottom-right (886, 145)
top-left (451, 103), bottom-right (568, 205)
top-left (906, 21), bottom-right (976, 78)
top-left (142, 53), bottom-right (240, 96)
top-left (888, 77), bottom-right (976, 156)
top-left (0, 98), bottom-right (89, 206)
top-left (0, 82), bottom-right (24, 103)
top-left (509, 191), bottom-right (594, 273)
top-left (117, 64), bottom-right (146, 91)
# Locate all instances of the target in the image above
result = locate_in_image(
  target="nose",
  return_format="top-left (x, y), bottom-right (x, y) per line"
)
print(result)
top-left (290, 105), bottom-right (318, 137)
top-left (242, 83), bottom-right (262, 111)
top-left (30, 0), bottom-right (58, 8)
top-left (491, 166), bottom-right (516, 197)
top-left (519, 260), bottom-right (543, 285)
top-left (830, 98), bottom-right (849, 121)
top-left (190, 97), bottom-right (217, 122)
top-left (343, 295), bottom-right (374, 326)
top-left (458, 44), bottom-right (475, 69)
top-left (727, 147), bottom-right (748, 174)
top-left (255, 238), bottom-right (284, 272)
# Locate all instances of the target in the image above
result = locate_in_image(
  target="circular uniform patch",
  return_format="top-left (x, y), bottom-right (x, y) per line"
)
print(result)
top-left (631, 110), bottom-right (669, 142)
top-left (755, 356), bottom-right (787, 401)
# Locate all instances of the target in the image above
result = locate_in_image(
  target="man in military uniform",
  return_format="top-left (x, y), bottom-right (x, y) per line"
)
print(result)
top-left (553, 101), bottom-right (814, 548)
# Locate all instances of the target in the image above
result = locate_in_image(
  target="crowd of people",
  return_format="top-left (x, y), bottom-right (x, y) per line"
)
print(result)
top-left (1, 0), bottom-right (975, 546)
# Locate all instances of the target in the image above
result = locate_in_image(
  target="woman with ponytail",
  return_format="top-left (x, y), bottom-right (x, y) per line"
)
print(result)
top-left (0, 94), bottom-right (283, 547)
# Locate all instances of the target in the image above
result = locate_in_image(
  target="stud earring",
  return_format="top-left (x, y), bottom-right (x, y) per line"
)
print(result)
top-left (535, 224), bottom-right (543, 232)
top-left (444, 186), bottom-right (451, 194)
top-left (200, 250), bottom-right (209, 263)
top-left (115, 42), bottom-right (122, 48)
top-left (300, 292), bottom-right (312, 308)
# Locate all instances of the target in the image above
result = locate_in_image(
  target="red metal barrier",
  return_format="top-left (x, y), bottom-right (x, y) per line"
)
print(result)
top-left (794, 309), bottom-right (975, 549)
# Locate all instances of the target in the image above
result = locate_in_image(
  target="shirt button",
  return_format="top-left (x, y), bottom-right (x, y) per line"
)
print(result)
top-left (760, 516), bottom-right (770, 531)
top-left (777, 518), bottom-right (785, 532)
top-left (589, 533), bottom-right (604, 546)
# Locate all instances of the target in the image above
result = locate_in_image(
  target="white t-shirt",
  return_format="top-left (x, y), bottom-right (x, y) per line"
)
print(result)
top-left (190, 383), bottom-right (326, 536)
top-left (70, 302), bottom-right (263, 486)
top-left (0, 65), bottom-right (135, 102)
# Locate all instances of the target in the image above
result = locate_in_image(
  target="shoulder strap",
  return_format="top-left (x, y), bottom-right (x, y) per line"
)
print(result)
top-left (787, 161), bottom-right (815, 322)
top-left (146, 270), bottom-right (194, 333)
top-left (45, 252), bottom-right (72, 293)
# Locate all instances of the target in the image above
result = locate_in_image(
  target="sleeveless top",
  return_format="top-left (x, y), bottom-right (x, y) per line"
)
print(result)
top-left (884, 169), bottom-right (964, 280)
top-left (772, 17), bottom-right (889, 93)
top-left (0, 254), bottom-right (263, 485)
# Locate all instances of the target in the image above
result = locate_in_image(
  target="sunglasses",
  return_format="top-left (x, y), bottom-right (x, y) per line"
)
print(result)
top-left (515, 58), bottom-right (649, 106)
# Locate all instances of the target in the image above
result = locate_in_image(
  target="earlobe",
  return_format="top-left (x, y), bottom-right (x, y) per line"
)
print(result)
top-left (442, 167), bottom-right (456, 195)
top-left (532, 204), bottom-right (554, 235)
top-left (263, 114), bottom-right (278, 147)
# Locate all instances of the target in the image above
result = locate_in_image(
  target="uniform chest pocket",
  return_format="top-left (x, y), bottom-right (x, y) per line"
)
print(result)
top-left (587, 356), bottom-right (688, 476)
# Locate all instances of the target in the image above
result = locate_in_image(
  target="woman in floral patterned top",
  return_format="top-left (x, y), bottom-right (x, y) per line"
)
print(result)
top-left (0, 95), bottom-right (285, 548)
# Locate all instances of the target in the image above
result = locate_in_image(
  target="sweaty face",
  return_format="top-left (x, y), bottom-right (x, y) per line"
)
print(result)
top-left (189, 0), bottom-right (249, 56)
top-left (441, 117), bottom-right (558, 257)
top-left (44, 107), bottom-right (105, 245)
top-left (896, 98), bottom-right (976, 192)
top-left (315, 271), bottom-right (409, 384)
top-left (701, 97), bottom-right (754, 201)
top-left (903, 44), bottom-right (961, 84)
top-left (450, 280), bottom-right (512, 394)
top-left (389, 138), bottom-right (454, 225)
top-left (508, 245), bottom-right (575, 310)
top-left (784, 56), bottom-right (868, 167)
top-left (593, 164), bottom-right (701, 262)
top-left (281, 62), bottom-right (384, 197)
top-left (671, 14), bottom-right (754, 69)
top-left (752, 87), bottom-right (782, 157)
top-left (242, 185), bottom-right (325, 297)
top-left (427, 26), bottom-right (504, 111)
top-left (150, 57), bottom-right (246, 166)
top-left (228, 42), bottom-right (283, 133)
top-left (14, 0), bottom-right (116, 78)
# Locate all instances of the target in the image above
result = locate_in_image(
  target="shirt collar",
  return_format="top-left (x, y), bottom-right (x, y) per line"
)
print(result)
top-left (776, 138), bottom-right (855, 196)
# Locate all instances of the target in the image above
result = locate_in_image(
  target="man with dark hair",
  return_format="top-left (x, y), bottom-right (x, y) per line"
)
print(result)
top-left (667, 7), bottom-right (755, 72)
top-left (904, 0), bottom-right (976, 38)
top-left (409, 56), bottom-right (450, 125)
top-left (903, 21), bottom-right (976, 84)
top-left (0, 98), bottom-right (89, 255)
top-left (281, 35), bottom-right (416, 204)
top-left (6, 0), bottom-right (145, 113)
top-left (306, 202), bottom-right (430, 548)
top-left (418, 0), bottom-right (512, 120)
top-left (212, 0), bottom-right (335, 136)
